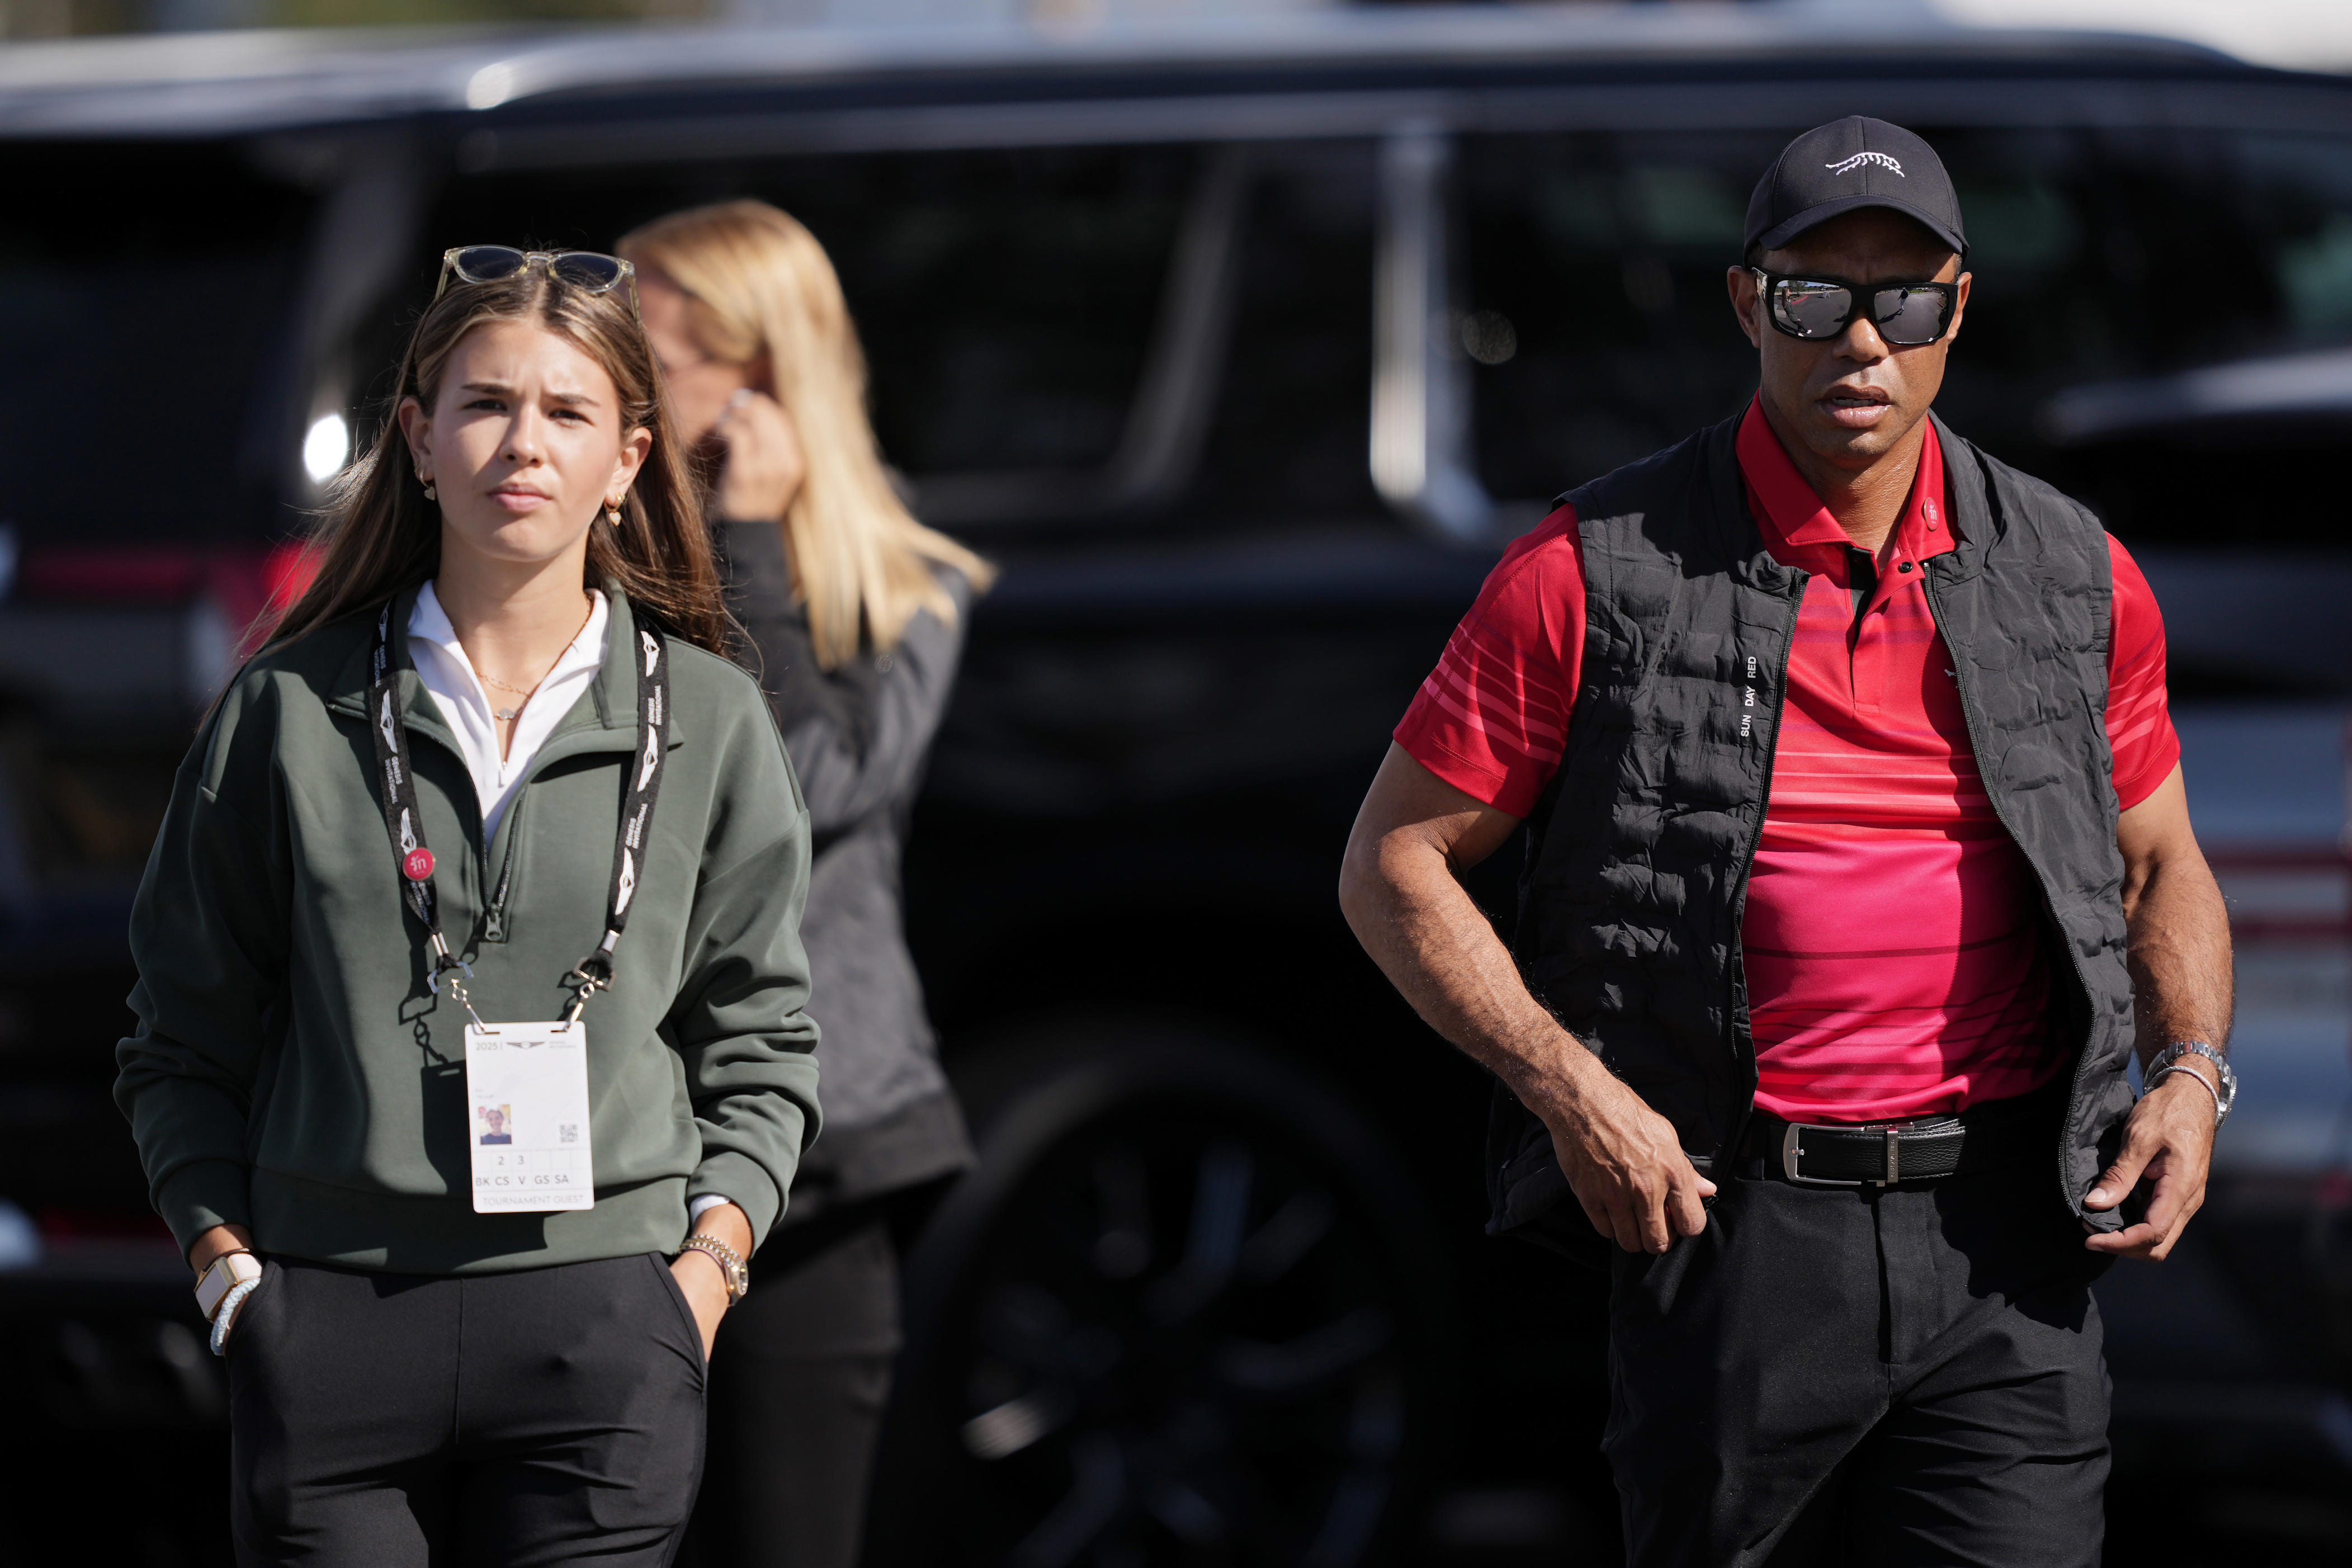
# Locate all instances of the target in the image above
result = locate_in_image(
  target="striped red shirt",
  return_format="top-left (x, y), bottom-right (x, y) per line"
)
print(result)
top-left (1395, 400), bottom-right (2179, 1123)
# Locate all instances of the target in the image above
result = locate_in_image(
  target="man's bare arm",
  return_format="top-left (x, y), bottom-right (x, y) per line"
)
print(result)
top-left (1338, 744), bottom-right (1714, 1253)
top-left (2084, 763), bottom-right (2233, 1260)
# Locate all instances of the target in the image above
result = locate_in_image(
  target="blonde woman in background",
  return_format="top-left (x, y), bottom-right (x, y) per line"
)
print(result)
top-left (619, 200), bottom-right (993, 1568)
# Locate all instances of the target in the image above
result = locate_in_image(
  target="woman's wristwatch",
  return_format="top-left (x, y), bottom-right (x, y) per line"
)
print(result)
top-left (195, 1249), bottom-right (264, 1356)
top-left (195, 1249), bottom-right (261, 1320)
top-left (679, 1234), bottom-right (751, 1306)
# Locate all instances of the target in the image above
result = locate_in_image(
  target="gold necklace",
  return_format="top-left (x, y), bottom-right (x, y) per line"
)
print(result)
top-left (482, 672), bottom-right (536, 724)
top-left (480, 596), bottom-right (596, 724)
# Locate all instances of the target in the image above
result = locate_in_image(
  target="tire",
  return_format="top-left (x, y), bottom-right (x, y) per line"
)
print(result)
top-left (869, 1024), bottom-right (1456, 1568)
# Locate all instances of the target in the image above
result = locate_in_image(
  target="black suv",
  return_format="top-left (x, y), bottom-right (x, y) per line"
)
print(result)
top-left (3, 11), bottom-right (2351, 1564)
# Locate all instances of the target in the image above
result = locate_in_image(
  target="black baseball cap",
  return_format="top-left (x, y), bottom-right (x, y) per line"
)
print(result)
top-left (1744, 116), bottom-right (1967, 262)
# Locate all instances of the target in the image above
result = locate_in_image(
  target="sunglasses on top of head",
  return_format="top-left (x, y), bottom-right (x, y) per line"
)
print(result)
top-left (434, 246), bottom-right (640, 319)
top-left (1749, 270), bottom-right (1960, 347)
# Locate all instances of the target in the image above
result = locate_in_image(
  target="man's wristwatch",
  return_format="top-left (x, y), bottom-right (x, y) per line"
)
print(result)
top-left (679, 1234), bottom-right (751, 1306)
top-left (2147, 1041), bottom-right (2236, 1128)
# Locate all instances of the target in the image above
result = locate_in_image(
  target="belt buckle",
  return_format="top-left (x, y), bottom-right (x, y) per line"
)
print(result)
top-left (1779, 1122), bottom-right (1891, 1187)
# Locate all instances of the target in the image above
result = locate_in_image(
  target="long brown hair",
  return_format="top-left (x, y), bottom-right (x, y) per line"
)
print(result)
top-left (618, 200), bottom-right (993, 669)
top-left (266, 261), bottom-right (729, 656)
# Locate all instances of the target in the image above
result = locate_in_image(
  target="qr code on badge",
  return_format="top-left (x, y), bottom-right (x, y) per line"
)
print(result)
top-left (560, 1124), bottom-right (578, 1144)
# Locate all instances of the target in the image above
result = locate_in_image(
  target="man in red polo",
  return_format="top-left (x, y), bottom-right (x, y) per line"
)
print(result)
top-left (1340, 118), bottom-right (2233, 1566)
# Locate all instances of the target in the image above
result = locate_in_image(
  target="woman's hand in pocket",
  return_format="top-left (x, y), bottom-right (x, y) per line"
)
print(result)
top-left (670, 1202), bottom-right (752, 1361)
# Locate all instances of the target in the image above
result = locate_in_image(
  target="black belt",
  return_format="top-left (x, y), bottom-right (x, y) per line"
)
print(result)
top-left (1735, 1090), bottom-right (2056, 1187)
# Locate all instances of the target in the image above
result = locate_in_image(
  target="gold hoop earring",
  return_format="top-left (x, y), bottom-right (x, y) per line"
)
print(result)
top-left (418, 473), bottom-right (437, 501)
top-left (605, 498), bottom-right (624, 527)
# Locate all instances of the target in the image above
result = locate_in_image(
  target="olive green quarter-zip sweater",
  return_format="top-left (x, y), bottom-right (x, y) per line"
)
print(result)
top-left (115, 588), bottom-right (821, 1274)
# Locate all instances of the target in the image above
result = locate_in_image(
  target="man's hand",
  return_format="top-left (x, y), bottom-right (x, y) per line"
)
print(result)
top-left (2083, 1063), bottom-right (2217, 1261)
top-left (711, 390), bottom-right (806, 523)
top-left (671, 1202), bottom-right (754, 1361)
top-left (1340, 745), bottom-right (1713, 1256)
top-left (1534, 1060), bottom-right (1717, 1254)
top-left (188, 1222), bottom-right (255, 1279)
top-left (2095, 766), bottom-right (2232, 1263)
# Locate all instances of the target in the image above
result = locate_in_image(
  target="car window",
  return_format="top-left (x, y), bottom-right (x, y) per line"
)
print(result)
top-left (404, 144), bottom-right (1193, 484)
top-left (1180, 140), bottom-right (1381, 532)
top-left (0, 145), bottom-right (312, 546)
top-left (1458, 126), bottom-right (2352, 550)
top-left (405, 138), bottom-right (1391, 535)
top-left (1458, 129), bottom-right (1781, 502)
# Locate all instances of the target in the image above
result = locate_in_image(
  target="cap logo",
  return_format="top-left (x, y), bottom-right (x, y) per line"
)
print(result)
top-left (1825, 152), bottom-right (1904, 178)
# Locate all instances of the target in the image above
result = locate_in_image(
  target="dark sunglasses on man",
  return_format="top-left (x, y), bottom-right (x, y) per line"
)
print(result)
top-left (435, 245), bottom-right (639, 318)
top-left (1750, 269), bottom-right (1960, 347)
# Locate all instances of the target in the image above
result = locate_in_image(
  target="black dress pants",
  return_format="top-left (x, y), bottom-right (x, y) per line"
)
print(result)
top-left (228, 1253), bottom-right (707, 1567)
top-left (1605, 1158), bottom-right (2112, 1568)
top-left (690, 1213), bottom-right (902, 1568)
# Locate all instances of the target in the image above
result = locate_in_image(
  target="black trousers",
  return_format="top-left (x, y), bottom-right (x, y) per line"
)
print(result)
top-left (689, 1212), bottom-right (903, 1568)
top-left (228, 1253), bottom-right (706, 1567)
top-left (1605, 1158), bottom-right (2112, 1568)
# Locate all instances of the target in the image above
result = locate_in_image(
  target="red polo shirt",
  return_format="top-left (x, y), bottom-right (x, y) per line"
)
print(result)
top-left (1396, 400), bottom-right (2178, 1123)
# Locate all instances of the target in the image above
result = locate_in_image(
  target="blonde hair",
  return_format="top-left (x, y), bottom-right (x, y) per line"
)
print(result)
top-left (271, 264), bottom-right (726, 657)
top-left (619, 199), bottom-right (994, 668)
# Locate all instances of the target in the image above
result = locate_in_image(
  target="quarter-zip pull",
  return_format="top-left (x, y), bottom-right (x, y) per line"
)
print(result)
top-left (481, 809), bottom-right (519, 945)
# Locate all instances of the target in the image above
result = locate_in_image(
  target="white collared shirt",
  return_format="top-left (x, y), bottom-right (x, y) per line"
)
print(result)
top-left (409, 581), bottom-right (609, 843)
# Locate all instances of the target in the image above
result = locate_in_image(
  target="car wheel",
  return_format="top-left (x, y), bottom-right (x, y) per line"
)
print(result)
top-left (870, 1029), bottom-right (1454, 1567)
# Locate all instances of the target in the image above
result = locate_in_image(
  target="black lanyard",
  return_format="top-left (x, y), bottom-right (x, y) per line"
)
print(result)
top-left (367, 594), bottom-right (670, 1021)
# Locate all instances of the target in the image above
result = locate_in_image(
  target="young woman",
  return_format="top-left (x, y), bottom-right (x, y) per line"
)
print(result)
top-left (617, 200), bottom-right (991, 1568)
top-left (114, 247), bottom-right (822, 1565)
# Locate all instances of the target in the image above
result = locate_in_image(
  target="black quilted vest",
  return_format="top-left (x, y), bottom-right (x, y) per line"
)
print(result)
top-left (1487, 411), bottom-right (2137, 1255)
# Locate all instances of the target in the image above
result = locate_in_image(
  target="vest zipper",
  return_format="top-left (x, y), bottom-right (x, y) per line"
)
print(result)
top-left (1919, 564), bottom-right (2103, 1227)
top-left (1722, 572), bottom-right (1808, 1170)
